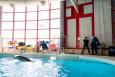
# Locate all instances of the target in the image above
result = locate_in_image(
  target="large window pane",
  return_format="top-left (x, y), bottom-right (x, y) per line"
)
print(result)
top-left (51, 9), bottom-right (60, 18)
top-left (15, 5), bottom-right (25, 12)
top-left (27, 5), bottom-right (37, 11)
top-left (15, 22), bottom-right (25, 29)
top-left (51, 1), bottom-right (60, 9)
top-left (84, 4), bottom-right (92, 14)
top-left (39, 20), bottom-right (49, 29)
top-left (2, 6), bottom-right (13, 12)
top-left (2, 13), bottom-right (13, 21)
top-left (51, 29), bottom-right (60, 38)
top-left (39, 11), bottom-right (49, 19)
top-left (27, 12), bottom-right (37, 20)
top-left (26, 30), bottom-right (37, 38)
top-left (26, 39), bottom-right (36, 46)
top-left (15, 13), bottom-right (25, 20)
top-left (38, 30), bottom-right (49, 38)
top-left (14, 31), bottom-right (24, 38)
top-left (51, 19), bottom-right (60, 28)
top-left (2, 22), bottom-right (13, 29)
top-left (27, 21), bottom-right (37, 29)
top-left (1, 31), bottom-right (12, 38)
top-left (78, 0), bottom-right (92, 4)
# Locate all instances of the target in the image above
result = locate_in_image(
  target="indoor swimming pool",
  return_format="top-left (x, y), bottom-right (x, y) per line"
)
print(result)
top-left (0, 53), bottom-right (115, 77)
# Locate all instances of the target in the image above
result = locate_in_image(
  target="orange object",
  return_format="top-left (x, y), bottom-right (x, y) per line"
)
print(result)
top-left (49, 44), bottom-right (57, 51)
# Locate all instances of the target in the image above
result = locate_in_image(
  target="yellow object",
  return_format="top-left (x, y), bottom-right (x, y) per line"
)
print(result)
top-left (26, 46), bottom-right (33, 52)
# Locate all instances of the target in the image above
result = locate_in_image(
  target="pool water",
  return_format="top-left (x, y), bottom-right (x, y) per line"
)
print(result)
top-left (0, 55), bottom-right (115, 77)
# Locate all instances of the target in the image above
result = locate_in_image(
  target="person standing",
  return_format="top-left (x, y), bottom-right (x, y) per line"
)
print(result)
top-left (91, 36), bottom-right (100, 55)
top-left (81, 37), bottom-right (90, 54)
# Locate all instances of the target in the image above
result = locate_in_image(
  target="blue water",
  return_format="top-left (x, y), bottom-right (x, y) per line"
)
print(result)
top-left (0, 55), bottom-right (115, 77)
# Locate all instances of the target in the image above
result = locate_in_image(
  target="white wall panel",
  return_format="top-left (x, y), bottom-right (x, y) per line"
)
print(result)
top-left (79, 17), bottom-right (92, 47)
top-left (67, 19), bottom-right (76, 48)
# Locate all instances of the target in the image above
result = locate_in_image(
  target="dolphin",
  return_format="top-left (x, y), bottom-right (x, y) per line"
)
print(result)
top-left (15, 55), bottom-right (31, 62)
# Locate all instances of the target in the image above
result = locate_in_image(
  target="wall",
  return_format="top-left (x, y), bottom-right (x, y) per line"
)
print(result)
top-left (0, 6), bottom-right (3, 52)
top-left (64, 0), bottom-right (112, 48)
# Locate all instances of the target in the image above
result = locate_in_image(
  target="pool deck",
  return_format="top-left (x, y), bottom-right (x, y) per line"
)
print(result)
top-left (0, 51), bottom-right (115, 62)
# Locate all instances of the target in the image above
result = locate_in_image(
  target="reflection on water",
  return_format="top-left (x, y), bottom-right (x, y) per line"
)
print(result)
top-left (0, 57), bottom-right (67, 77)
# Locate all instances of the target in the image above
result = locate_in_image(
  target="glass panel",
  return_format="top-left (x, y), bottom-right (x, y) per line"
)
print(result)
top-left (26, 30), bottom-right (37, 38)
top-left (1, 31), bottom-right (12, 38)
top-left (27, 5), bottom-right (37, 11)
top-left (51, 1), bottom-right (60, 9)
top-left (15, 13), bottom-right (25, 20)
top-left (27, 12), bottom-right (37, 20)
top-left (50, 29), bottom-right (60, 38)
top-left (78, 0), bottom-right (92, 4)
top-left (51, 9), bottom-right (60, 18)
top-left (39, 2), bottom-right (49, 10)
top-left (51, 19), bottom-right (60, 28)
top-left (14, 31), bottom-right (24, 38)
top-left (66, 8), bottom-right (71, 17)
top-left (38, 20), bottom-right (49, 29)
top-left (15, 5), bottom-right (25, 12)
top-left (15, 22), bottom-right (25, 29)
top-left (2, 13), bottom-right (13, 21)
top-left (38, 30), bottom-right (49, 38)
top-left (2, 6), bottom-right (13, 12)
top-left (84, 4), bottom-right (92, 14)
top-left (27, 21), bottom-right (37, 29)
top-left (66, 0), bottom-right (77, 6)
top-left (39, 11), bottom-right (49, 19)
top-left (26, 39), bottom-right (36, 46)
top-left (2, 22), bottom-right (13, 29)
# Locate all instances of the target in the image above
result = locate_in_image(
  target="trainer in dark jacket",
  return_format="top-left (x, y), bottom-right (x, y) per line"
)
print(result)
top-left (81, 37), bottom-right (90, 54)
top-left (91, 36), bottom-right (100, 55)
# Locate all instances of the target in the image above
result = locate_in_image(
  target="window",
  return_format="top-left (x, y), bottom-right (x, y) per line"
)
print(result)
top-left (51, 19), bottom-right (60, 28)
top-left (26, 21), bottom-right (37, 29)
top-left (39, 20), bottom-right (49, 29)
top-left (39, 11), bottom-right (49, 19)
top-left (1, 31), bottom-right (12, 38)
top-left (2, 13), bottom-right (13, 21)
top-left (1, 2), bottom-right (60, 48)
top-left (38, 30), bottom-right (49, 38)
top-left (2, 22), bottom-right (13, 29)
top-left (15, 22), bottom-right (25, 29)
top-left (51, 9), bottom-right (60, 18)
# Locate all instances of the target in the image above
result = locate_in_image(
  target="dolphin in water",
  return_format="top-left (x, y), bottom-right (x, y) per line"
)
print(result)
top-left (15, 55), bottom-right (31, 62)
